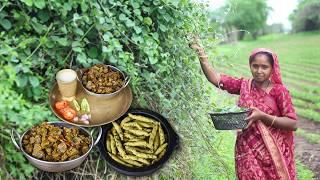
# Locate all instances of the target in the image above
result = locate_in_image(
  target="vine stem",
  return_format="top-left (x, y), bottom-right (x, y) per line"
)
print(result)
top-left (24, 23), bottom-right (53, 62)
top-left (65, 23), bottom-right (96, 65)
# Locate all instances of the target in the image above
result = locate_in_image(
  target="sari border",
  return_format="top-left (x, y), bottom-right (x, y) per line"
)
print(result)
top-left (257, 121), bottom-right (290, 180)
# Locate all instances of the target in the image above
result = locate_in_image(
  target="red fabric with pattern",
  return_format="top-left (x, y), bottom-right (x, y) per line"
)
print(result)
top-left (219, 48), bottom-right (297, 180)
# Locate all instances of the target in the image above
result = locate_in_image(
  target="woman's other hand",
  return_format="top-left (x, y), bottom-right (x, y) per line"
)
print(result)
top-left (244, 107), bottom-right (266, 129)
top-left (189, 35), bottom-right (203, 51)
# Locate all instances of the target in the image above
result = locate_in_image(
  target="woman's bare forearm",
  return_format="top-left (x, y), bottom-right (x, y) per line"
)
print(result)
top-left (199, 58), bottom-right (221, 86)
top-left (261, 113), bottom-right (297, 131)
top-left (195, 48), bottom-right (221, 86)
top-left (190, 38), bottom-right (221, 86)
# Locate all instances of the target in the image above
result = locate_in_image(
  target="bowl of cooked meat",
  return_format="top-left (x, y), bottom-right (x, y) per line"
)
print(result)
top-left (78, 64), bottom-right (131, 98)
top-left (10, 122), bottom-right (102, 172)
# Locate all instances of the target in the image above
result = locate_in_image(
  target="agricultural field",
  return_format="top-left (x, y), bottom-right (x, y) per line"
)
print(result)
top-left (211, 31), bottom-right (320, 179)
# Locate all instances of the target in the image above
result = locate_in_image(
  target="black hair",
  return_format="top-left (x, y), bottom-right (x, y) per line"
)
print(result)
top-left (249, 52), bottom-right (274, 67)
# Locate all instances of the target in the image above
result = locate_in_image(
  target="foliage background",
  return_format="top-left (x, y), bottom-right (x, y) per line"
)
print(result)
top-left (289, 0), bottom-right (320, 32)
top-left (0, 0), bottom-right (236, 179)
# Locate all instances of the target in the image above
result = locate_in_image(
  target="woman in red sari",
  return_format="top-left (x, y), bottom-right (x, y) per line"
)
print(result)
top-left (191, 41), bottom-right (297, 179)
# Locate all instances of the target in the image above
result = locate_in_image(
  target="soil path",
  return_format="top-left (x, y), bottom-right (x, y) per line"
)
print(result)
top-left (295, 117), bottom-right (320, 179)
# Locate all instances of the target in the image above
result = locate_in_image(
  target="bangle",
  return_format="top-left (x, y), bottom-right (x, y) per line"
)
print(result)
top-left (270, 116), bottom-right (277, 127)
top-left (199, 55), bottom-right (208, 59)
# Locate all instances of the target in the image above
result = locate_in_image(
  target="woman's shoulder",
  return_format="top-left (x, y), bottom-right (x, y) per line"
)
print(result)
top-left (270, 83), bottom-right (290, 96)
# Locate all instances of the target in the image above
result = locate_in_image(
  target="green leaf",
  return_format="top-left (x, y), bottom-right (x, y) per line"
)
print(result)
top-left (40, 37), bottom-right (47, 44)
top-left (74, 28), bottom-right (84, 36)
top-left (103, 33), bottom-right (110, 41)
top-left (45, 40), bottom-right (55, 48)
top-left (29, 76), bottom-right (40, 87)
top-left (72, 41), bottom-right (82, 47)
top-left (21, 0), bottom-right (33, 6)
top-left (60, 26), bottom-right (68, 33)
top-left (0, 19), bottom-right (12, 30)
top-left (34, 0), bottom-right (45, 9)
top-left (31, 19), bottom-right (45, 34)
top-left (159, 24), bottom-right (167, 32)
top-left (56, 38), bottom-right (69, 46)
top-left (132, 2), bottom-right (140, 9)
top-left (72, 41), bottom-right (82, 52)
top-left (72, 47), bottom-right (82, 53)
top-left (149, 57), bottom-right (158, 64)
top-left (143, 17), bottom-right (152, 26)
top-left (133, 9), bottom-right (141, 16)
top-left (0, 11), bottom-right (7, 19)
top-left (109, 56), bottom-right (117, 63)
top-left (102, 46), bottom-right (108, 53)
top-left (37, 10), bottom-right (50, 22)
top-left (15, 76), bottom-right (28, 87)
top-left (171, 0), bottom-right (179, 7)
top-left (77, 53), bottom-right (87, 64)
top-left (119, 13), bottom-right (127, 21)
top-left (63, 3), bottom-right (72, 11)
top-left (134, 26), bottom-right (142, 34)
top-left (81, 2), bottom-right (88, 12)
top-left (125, 19), bottom-right (135, 27)
top-left (87, 47), bottom-right (98, 58)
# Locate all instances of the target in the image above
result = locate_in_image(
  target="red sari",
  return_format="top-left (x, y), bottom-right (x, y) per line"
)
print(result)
top-left (219, 48), bottom-right (297, 180)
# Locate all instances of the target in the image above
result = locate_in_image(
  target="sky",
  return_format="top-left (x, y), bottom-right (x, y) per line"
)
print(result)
top-left (203, 0), bottom-right (299, 30)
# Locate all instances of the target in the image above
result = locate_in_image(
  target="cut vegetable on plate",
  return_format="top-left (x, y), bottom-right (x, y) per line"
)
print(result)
top-left (54, 98), bottom-right (91, 124)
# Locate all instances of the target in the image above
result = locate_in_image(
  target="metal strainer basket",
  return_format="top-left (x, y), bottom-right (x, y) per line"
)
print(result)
top-left (209, 109), bottom-right (250, 130)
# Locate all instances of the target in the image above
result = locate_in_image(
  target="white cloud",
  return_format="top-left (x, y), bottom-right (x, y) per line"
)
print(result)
top-left (267, 0), bottom-right (298, 30)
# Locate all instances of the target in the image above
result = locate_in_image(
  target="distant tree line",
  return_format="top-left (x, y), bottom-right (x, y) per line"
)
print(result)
top-left (290, 0), bottom-right (320, 32)
top-left (210, 0), bottom-right (320, 42)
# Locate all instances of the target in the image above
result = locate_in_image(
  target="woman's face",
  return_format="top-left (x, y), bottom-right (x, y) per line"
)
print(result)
top-left (250, 54), bottom-right (273, 83)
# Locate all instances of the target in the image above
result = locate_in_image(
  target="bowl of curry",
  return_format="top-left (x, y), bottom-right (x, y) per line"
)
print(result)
top-left (78, 64), bottom-right (130, 99)
top-left (10, 121), bottom-right (102, 172)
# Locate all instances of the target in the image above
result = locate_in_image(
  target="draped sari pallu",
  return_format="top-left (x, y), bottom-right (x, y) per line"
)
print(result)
top-left (219, 48), bottom-right (297, 180)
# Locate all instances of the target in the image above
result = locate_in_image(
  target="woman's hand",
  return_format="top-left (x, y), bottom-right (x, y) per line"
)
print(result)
top-left (244, 107), bottom-right (266, 129)
top-left (189, 35), bottom-right (203, 52)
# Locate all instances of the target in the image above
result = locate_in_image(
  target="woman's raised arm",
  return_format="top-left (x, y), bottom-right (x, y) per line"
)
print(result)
top-left (190, 37), bottom-right (221, 86)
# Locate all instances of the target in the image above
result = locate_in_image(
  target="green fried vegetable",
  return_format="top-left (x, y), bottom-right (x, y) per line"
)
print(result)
top-left (158, 123), bottom-right (165, 145)
top-left (106, 132), bottom-right (111, 153)
top-left (120, 117), bottom-right (132, 127)
top-left (109, 153), bottom-right (133, 167)
top-left (125, 146), bottom-right (157, 159)
top-left (123, 122), bottom-right (143, 130)
top-left (113, 132), bottom-right (126, 158)
top-left (128, 113), bottom-right (157, 124)
top-left (112, 121), bottom-right (124, 141)
top-left (148, 124), bottom-right (158, 150)
top-left (153, 129), bottom-right (160, 150)
top-left (154, 143), bottom-right (168, 155)
top-left (109, 134), bottom-right (117, 155)
top-left (124, 155), bottom-right (150, 165)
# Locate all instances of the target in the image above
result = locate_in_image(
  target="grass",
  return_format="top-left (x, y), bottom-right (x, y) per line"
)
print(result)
top-left (293, 99), bottom-right (320, 112)
top-left (296, 107), bottom-right (320, 122)
top-left (296, 129), bottom-right (320, 144)
top-left (296, 160), bottom-right (315, 180)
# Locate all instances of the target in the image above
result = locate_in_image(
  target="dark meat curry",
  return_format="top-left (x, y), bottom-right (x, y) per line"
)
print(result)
top-left (22, 122), bottom-right (91, 162)
top-left (81, 64), bottom-right (124, 94)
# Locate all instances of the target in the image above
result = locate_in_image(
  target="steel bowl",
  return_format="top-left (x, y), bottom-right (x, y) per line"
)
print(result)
top-left (77, 65), bottom-right (131, 99)
top-left (97, 108), bottom-right (180, 176)
top-left (11, 121), bottom-right (102, 172)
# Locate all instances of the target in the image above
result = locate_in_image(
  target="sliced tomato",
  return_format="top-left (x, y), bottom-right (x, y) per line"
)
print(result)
top-left (60, 107), bottom-right (77, 120)
top-left (55, 101), bottom-right (68, 110)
